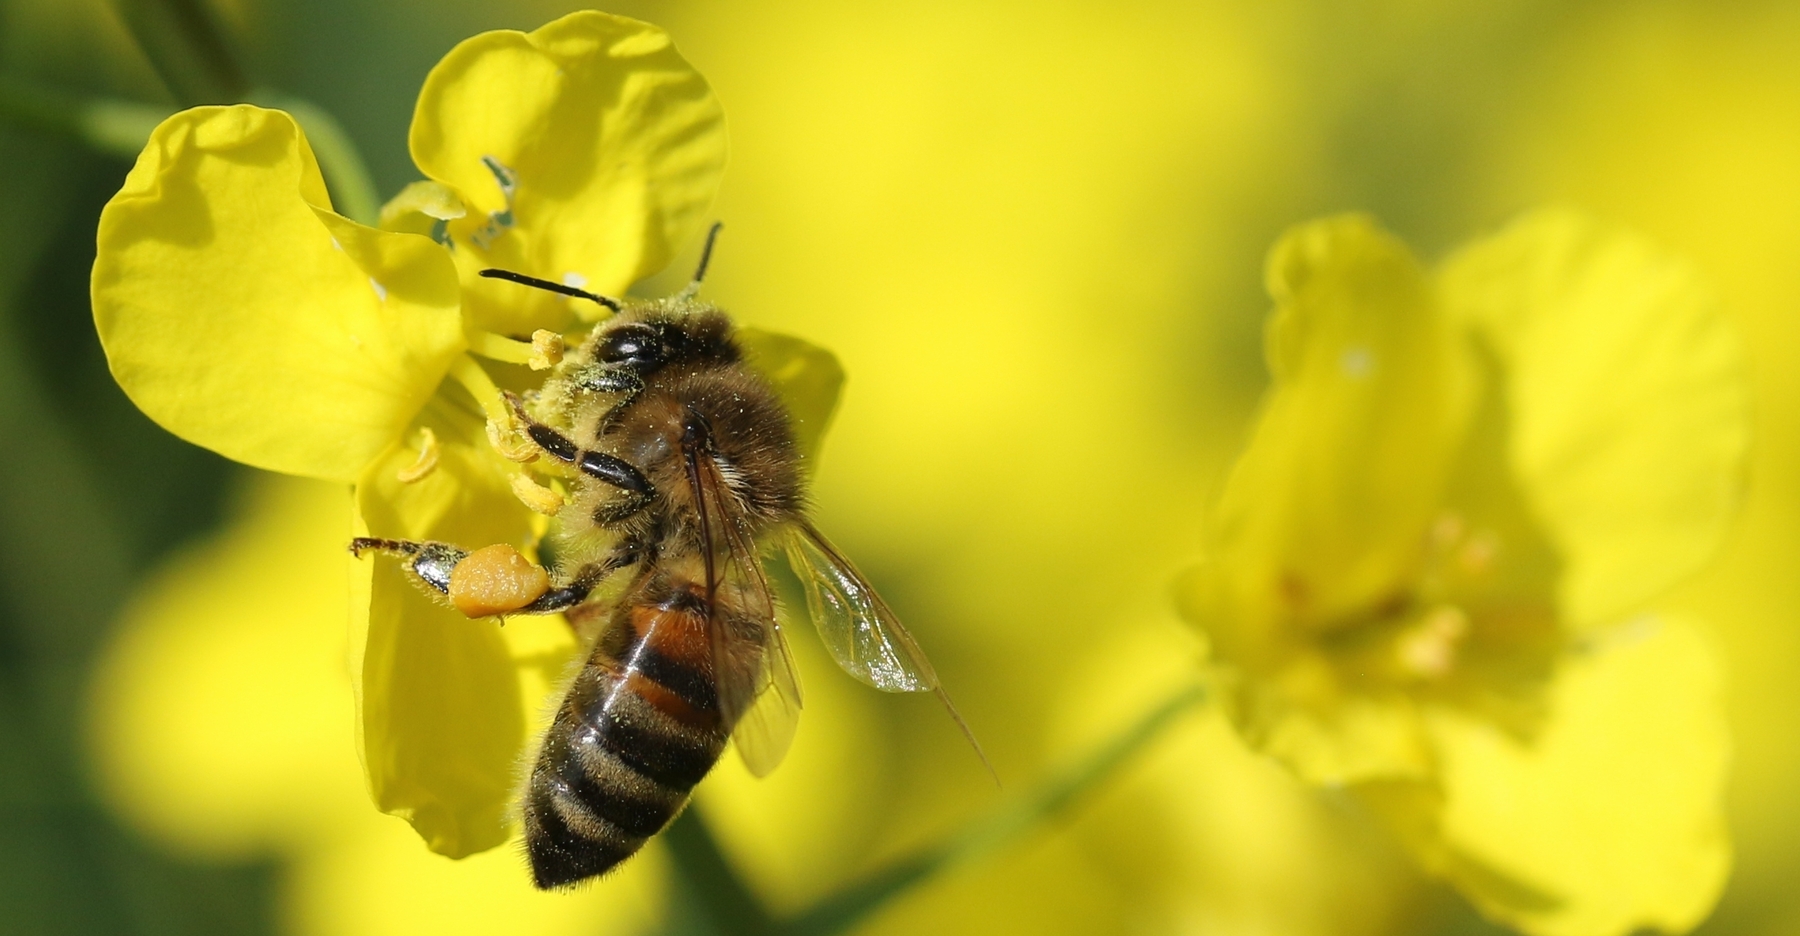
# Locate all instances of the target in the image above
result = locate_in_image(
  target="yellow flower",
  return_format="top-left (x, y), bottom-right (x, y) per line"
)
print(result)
top-left (88, 10), bottom-right (839, 858)
top-left (87, 475), bottom-right (663, 936)
top-left (1180, 210), bottom-right (1744, 936)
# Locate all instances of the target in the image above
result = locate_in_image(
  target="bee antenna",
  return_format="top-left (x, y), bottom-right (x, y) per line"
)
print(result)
top-left (678, 222), bottom-right (723, 299)
top-left (478, 268), bottom-right (622, 313)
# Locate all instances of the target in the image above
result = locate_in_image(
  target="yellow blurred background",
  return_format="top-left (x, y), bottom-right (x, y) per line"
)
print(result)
top-left (3, 1), bottom-right (1798, 934)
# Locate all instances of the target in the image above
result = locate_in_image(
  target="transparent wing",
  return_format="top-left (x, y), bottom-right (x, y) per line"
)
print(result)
top-left (784, 521), bottom-right (994, 779)
top-left (727, 606), bottom-right (803, 778)
top-left (685, 444), bottom-right (802, 778)
top-left (782, 521), bottom-right (938, 692)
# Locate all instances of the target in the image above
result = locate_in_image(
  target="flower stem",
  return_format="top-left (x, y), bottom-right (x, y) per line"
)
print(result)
top-left (112, 0), bottom-right (248, 106)
top-left (0, 78), bottom-right (172, 160)
top-left (0, 79), bottom-right (382, 227)
top-left (657, 682), bottom-right (1207, 936)
top-left (776, 682), bottom-right (1207, 936)
top-left (663, 809), bottom-right (775, 936)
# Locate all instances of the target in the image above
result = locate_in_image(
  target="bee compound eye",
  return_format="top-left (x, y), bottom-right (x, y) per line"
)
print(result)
top-left (599, 324), bottom-right (663, 367)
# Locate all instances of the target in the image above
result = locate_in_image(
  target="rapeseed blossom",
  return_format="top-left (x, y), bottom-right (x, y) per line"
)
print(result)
top-left (1182, 210), bottom-right (1744, 936)
top-left (89, 10), bottom-right (839, 858)
top-left (87, 477), bottom-right (663, 936)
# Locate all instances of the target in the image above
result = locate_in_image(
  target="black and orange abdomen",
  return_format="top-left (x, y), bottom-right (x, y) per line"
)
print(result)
top-left (522, 580), bottom-right (729, 889)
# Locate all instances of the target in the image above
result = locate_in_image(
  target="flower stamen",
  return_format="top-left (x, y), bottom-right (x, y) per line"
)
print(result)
top-left (486, 416), bottom-right (538, 463)
top-left (510, 473), bottom-right (565, 515)
top-left (466, 330), bottom-right (536, 365)
top-left (395, 427), bottom-right (440, 483)
top-left (469, 156), bottom-right (518, 250)
top-left (529, 329), bottom-right (564, 370)
top-left (1396, 604), bottom-right (1470, 679)
top-left (448, 355), bottom-right (510, 421)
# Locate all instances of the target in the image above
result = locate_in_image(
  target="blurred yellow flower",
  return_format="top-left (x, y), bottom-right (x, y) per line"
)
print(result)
top-left (87, 9), bottom-right (833, 860)
top-left (1181, 210), bottom-right (1743, 936)
top-left (87, 475), bottom-right (664, 936)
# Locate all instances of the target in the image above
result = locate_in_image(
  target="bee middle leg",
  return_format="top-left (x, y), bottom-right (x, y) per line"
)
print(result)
top-left (350, 537), bottom-right (641, 619)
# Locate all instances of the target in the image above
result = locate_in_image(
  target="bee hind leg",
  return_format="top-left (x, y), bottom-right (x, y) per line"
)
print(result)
top-left (349, 538), bottom-right (465, 594)
top-left (518, 544), bottom-right (642, 613)
top-left (349, 537), bottom-right (639, 619)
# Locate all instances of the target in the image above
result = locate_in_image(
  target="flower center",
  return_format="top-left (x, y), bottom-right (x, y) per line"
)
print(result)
top-left (1395, 603), bottom-right (1470, 680)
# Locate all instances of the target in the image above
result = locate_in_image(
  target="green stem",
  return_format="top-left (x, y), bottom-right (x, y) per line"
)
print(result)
top-left (664, 809), bottom-right (776, 936)
top-left (249, 90), bottom-right (382, 227)
top-left (655, 683), bottom-right (1205, 936)
top-left (111, 0), bottom-right (248, 106)
top-left (0, 78), bottom-right (172, 160)
top-left (775, 682), bottom-right (1208, 936)
top-left (0, 79), bottom-right (382, 227)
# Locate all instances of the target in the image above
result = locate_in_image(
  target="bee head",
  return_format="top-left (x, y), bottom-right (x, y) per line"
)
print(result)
top-left (481, 222), bottom-right (738, 379)
top-left (591, 306), bottom-right (738, 376)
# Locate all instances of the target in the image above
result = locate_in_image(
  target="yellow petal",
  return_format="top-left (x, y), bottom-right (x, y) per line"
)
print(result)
top-left (1049, 625), bottom-right (1425, 936)
top-left (737, 326), bottom-right (845, 467)
top-left (410, 11), bottom-right (726, 333)
top-left (1439, 209), bottom-right (1748, 628)
top-left (291, 811), bottom-right (664, 936)
top-left (351, 438), bottom-right (534, 857)
top-left (1215, 214), bottom-right (1476, 631)
top-left (379, 180), bottom-right (467, 238)
top-left (92, 105), bottom-right (465, 482)
top-left (86, 473), bottom-right (367, 857)
top-left (1420, 616), bottom-right (1730, 936)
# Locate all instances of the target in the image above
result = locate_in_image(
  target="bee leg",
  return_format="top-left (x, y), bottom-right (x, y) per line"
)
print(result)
top-left (351, 537), bottom-right (550, 618)
top-left (506, 394), bottom-right (657, 523)
top-left (573, 366), bottom-right (644, 434)
top-left (518, 542), bottom-right (643, 613)
top-left (593, 490), bottom-right (655, 525)
top-left (349, 538), bottom-right (465, 594)
top-left (354, 537), bottom-right (645, 619)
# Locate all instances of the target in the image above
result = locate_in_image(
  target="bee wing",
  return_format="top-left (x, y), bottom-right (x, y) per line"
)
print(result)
top-left (686, 446), bottom-right (803, 778)
top-left (725, 598), bottom-right (804, 778)
top-left (783, 521), bottom-right (994, 778)
top-left (781, 521), bottom-right (938, 693)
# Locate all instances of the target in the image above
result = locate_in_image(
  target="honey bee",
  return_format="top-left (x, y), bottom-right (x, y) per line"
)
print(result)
top-left (352, 227), bottom-right (980, 889)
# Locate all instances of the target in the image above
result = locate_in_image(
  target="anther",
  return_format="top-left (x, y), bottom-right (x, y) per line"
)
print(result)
top-left (486, 415), bottom-right (538, 463)
top-left (396, 428), bottom-right (440, 483)
top-left (1397, 605), bottom-right (1471, 679)
top-left (511, 473), bottom-right (566, 516)
top-left (529, 329), bottom-right (565, 371)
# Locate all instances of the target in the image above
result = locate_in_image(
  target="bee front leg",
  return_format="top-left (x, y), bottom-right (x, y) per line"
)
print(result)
top-left (572, 366), bottom-right (644, 434)
top-left (350, 538), bottom-right (639, 619)
top-left (506, 394), bottom-right (656, 524)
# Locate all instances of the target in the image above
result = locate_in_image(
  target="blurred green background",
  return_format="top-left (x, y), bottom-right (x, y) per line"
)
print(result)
top-left (3, 0), bottom-right (1800, 934)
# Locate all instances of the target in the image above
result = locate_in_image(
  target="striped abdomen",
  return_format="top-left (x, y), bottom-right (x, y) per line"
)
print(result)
top-left (523, 581), bottom-right (728, 889)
